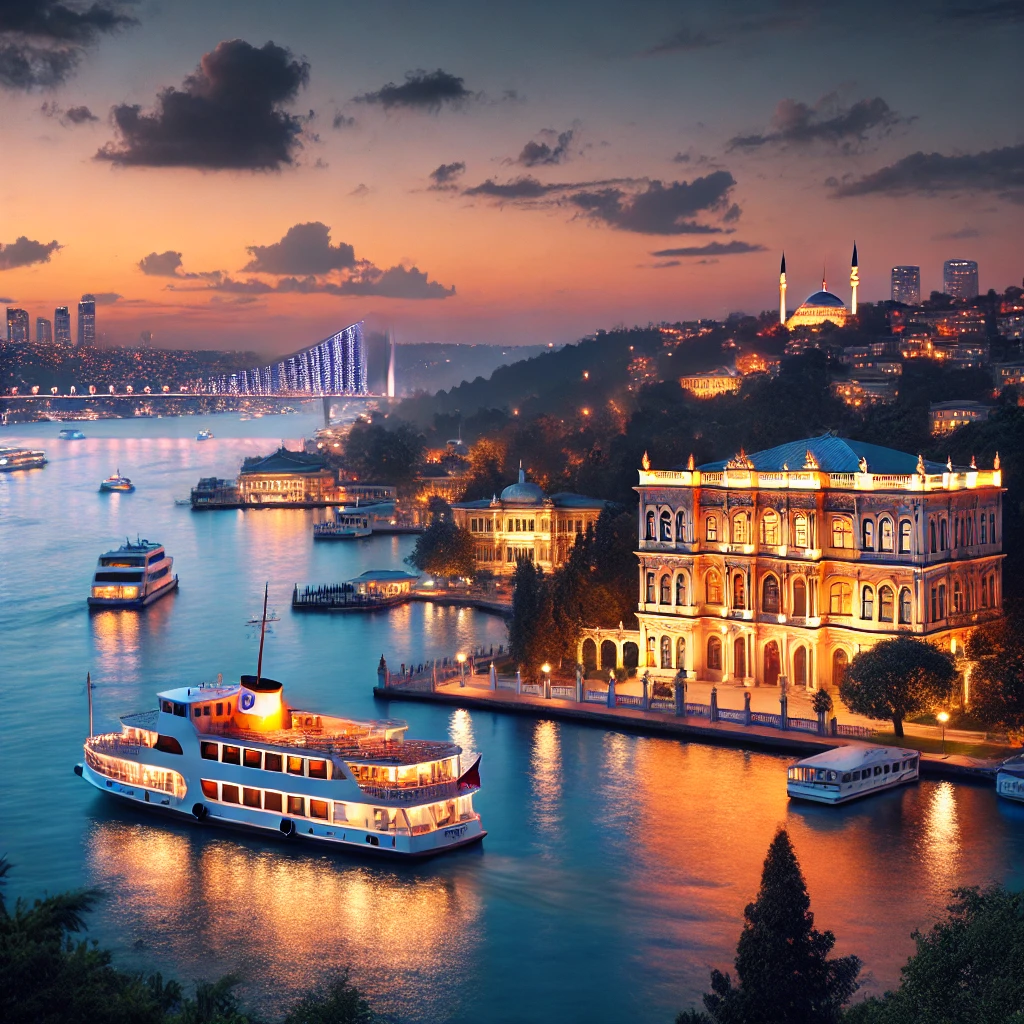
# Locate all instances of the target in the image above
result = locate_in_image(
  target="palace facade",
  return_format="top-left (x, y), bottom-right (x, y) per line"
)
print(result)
top-left (582, 434), bottom-right (1003, 693)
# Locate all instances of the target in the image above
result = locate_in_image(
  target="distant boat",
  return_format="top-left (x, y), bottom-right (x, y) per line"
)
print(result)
top-left (59, 428), bottom-right (86, 440)
top-left (246, 610), bottom-right (280, 625)
top-left (996, 755), bottom-right (1024, 805)
top-left (0, 447), bottom-right (47, 471)
top-left (174, 497), bottom-right (192, 506)
top-left (99, 470), bottom-right (135, 493)
top-left (196, 429), bottom-right (213, 441)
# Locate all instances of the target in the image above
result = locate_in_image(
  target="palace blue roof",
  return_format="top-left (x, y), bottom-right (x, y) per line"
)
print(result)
top-left (695, 434), bottom-right (952, 475)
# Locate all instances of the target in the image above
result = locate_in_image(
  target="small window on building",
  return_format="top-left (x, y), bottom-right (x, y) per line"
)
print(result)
top-left (705, 515), bottom-right (718, 542)
top-left (222, 745), bottom-right (241, 765)
top-left (879, 518), bottom-right (894, 552)
top-left (287, 795), bottom-right (305, 816)
top-left (200, 779), bottom-right (218, 799)
top-left (310, 799), bottom-right (329, 820)
top-left (899, 519), bottom-right (912, 554)
top-left (793, 513), bottom-right (808, 548)
top-left (264, 791), bottom-right (283, 812)
top-left (200, 741), bottom-right (219, 761)
top-left (222, 784), bottom-right (240, 804)
top-left (308, 759), bottom-right (328, 780)
top-left (861, 585), bottom-right (874, 619)
top-left (287, 756), bottom-right (304, 776)
top-left (862, 520), bottom-right (875, 550)
top-left (243, 787), bottom-right (262, 808)
top-left (243, 749), bottom-right (262, 769)
top-left (831, 517), bottom-right (853, 549)
top-left (264, 752), bottom-right (283, 772)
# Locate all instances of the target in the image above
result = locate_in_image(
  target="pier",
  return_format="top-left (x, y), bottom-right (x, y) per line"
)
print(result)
top-left (293, 579), bottom-right (513, 616)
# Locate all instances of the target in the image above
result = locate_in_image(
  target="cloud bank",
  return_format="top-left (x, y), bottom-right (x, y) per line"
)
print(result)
top-left (0, 235), bottom-right (62, 270)
top-left (355, 69), bottom-right (473, 112)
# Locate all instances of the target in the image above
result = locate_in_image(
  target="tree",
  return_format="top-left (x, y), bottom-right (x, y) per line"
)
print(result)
top-left (689, 830), bottom-right (861, 1024)
top-left (846, 885), bottom-right (1024, 1024)
top-left (811, 689), bottom-right (834, 716)
top-left (965, 615), bottom-right (1024, 740)
top-left (839, 636), bottom-right (956, 737)
top-left (507, 556), bottom-right (554, 672)
top-left (405, 507), bottom-right (475, 580)
top-left (282, 970), bottom-right (376, 1024)
top-left (343, 420), bottom-right (424, 486)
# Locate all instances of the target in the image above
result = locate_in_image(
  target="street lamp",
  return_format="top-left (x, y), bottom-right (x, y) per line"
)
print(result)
top-left (937, 710), bottom-right (950, 757)
top-left (541, 662), bottom-right (551, 699)
top-left (456, 652), bottom-right (466, 688)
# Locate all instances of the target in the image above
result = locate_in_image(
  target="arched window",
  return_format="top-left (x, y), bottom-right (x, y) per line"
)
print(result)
top-left (732, 512), bottom-right (750, 545)
top-left (646, 635), bottom-right (656, 665)
top-left (940, 519), bottom-right (948, 550)
top-left (862, 520), bottom-right (875, 551)
top-left (989, 574), bottom-right (996, 607)
top-left (831, 517), bottom-right (853, 549)
top-left (829, 582), bottom-right (852, 615)
top-left (706, 570), bottom-right (722, 605)
top-left (676, 636), bottom-right (686, 668)
top-left (879, 518), bottom-right (894, 552)
top-left (660, 574), bottom-right (671, 604)
top-left (760, 510), bottom-right (780, 546)
top-left (930, 520), bottom-right (937, 553)
top-left (793, 513), bottom-right (808, 548)
top-left (675, 573), bottom-right (688, 606)
top-left (762, 574), bottom-right (781, 614)
top-left (899, 519), bottom-right (912, 554)
top-left (938, 583), bottom-right (947, 619)
top-left (646, 572), bottom-right (655, 603)
top-left (660, 510), bottom-right (672, 541)
top-left (734, 637), bottom-right (746, 677)
top-left (705, 515), bottom-right (718, 542)
top-left (793, 646), bottom-right (807, 687)
top-left (832, 649), bottom-right (849, 686)
top-left (899, 587), bottom-right (912, 624)
top-left (879, 585), bottom-right (894, 622)
top-left (661, 636), bottom-right (672, 669)
top-left (792, 577), bottom-right (807, 617)
top-left (953, 579), bottom-right (963, 613)
top-left (733, 573), bottom-right (746, 609)
top-left (861, 585), bottom-right (874, 619)
top-left (981, 514), bottom-right (987, 544)
top-left (645, 510), bottom-right (655, 540)
top-left (675, 510), bottom-right (687, 542)
top-left (707, 636), bottom-right (722, 670)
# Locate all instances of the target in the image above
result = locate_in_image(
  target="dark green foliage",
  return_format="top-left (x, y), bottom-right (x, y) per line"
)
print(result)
top-left (965, 614), bottom-right (1024, 739)
top-left (840, 636), bottom-right (957, 737)
top-left (282, 971), bottom-right (376, 1024)
top-left (693, 830), bottom-right (861, 1024)
top-left (342, 420), bottom-right (424, 486)
top-left (507, 556), bottom-right (554, 673)
top-left (811, 689), bottom-right (834, 716)
top-left (845, 885), bottom-right (1024, 1024)
top-left (405, 506), bottom-right (476, 580)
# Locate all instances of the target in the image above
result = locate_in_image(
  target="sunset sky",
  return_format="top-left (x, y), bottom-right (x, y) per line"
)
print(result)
top-left (1, 0), bottom-right (1022, 354)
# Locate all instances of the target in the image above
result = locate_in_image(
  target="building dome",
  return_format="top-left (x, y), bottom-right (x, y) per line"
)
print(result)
top-left (786, 287), bottom-right (850, 329)
top-left (802, 290), bottom-right (846, 307)
top-left (500, 466), bottom-right (545, 504)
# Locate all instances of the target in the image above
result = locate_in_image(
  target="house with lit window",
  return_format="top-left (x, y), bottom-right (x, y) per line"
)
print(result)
top-left (580, 434), bottom-right (1003, 695)
top-left (450, 467), bottom-right (606, 576)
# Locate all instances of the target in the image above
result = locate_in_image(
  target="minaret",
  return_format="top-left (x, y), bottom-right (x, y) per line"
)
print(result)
top-left (386, 329), bottom-right (396, 398)
top-left (850, 242), bottom-right (859, 315)
top-left (779, 252), bottom-right (787, 325)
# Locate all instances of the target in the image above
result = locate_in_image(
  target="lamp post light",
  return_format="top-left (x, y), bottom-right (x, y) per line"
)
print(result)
top-left (456, 652), bottom-right (466, 688)
top-left (541, 662), bottom-right (551, 699)
top-left (937, 710), bottom-right (950, 757)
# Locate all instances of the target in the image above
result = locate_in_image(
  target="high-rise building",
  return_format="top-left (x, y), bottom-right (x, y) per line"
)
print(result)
top-left (6, 307), bottom-right (30, 344)
top-left (891, 266), bottom-right (921, 305)
top-left (943, 259), bottom-right (979, 300)
top-left (36, 317), bottom-right (53, 344)
top-left (54, 306), bottom-right (72, 345)
top-left (77, 294), bottom-right (96, 347)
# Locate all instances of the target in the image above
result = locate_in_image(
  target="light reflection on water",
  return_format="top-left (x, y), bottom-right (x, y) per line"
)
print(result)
top-left (3, 414), bottom-right (1024, 1023)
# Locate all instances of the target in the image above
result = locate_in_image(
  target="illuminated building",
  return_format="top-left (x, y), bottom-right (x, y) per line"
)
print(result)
top-left (679, 366), bottom-right (741, 397)
top-left (943, 259), bottom-right (979, 300)
top-left (585, 435), bottom-right (1003, 695)
top-left (891, 266), bottom-right (921, 305)
top-left (54, 306), bottom-right (71, 345)
top-left (237, 447), bottom-right (338, 503)
top-left (929, 401), bottom-right (992, 435)
top-left (6, 307), bottom-right (29, 343)
top-left (208, 321), bottom-right (368, 396)
top-left (782, 245), bottom-right (858, 330)
top-left (77, 295), bottom-right (96, 347)
top-left (451, 466), bottom-right (605, 576)
top-left (735, 352), bottom-right (780, 376)
top-left (36, 317), bottom-right (52, 344)
top-left (831, 377), bottom-right (898, 407)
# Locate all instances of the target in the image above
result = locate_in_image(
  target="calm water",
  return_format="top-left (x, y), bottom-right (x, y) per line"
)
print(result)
top-left (2, 412), bottom-right (1024, 1023)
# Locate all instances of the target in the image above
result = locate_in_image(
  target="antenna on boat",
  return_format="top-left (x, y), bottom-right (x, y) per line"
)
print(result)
top-left (87, 671), bottom-right (94, 738)
top-left (255, 582), bottom-right (269, 685)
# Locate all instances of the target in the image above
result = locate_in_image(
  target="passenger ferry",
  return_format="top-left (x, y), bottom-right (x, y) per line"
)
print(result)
top-left (0, 446), bottom-right (47, 471)
top-left (99, 470), bottom-right (135, 493)
top-left (196, 429), bottom-right (213, 441)
top-left (59, 427), bottom-right (86, 440)
top-left (75, 674), bottom-right (485, 857)
top-left (88, 539), bottom-right (179, 608)
top-left (996, 755), bottom-right (1024, 804)
top-left (313, 509), bottom-right (372, 540)
top-left (787, 743), bottom-right (919, 804)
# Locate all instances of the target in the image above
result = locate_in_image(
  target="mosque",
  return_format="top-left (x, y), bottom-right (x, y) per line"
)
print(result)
top-left (780, 244), bottom-right (859, 330)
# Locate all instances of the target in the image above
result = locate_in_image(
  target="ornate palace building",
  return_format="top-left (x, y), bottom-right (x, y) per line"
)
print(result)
top-left (582, 434), bottom-right (1003, 692)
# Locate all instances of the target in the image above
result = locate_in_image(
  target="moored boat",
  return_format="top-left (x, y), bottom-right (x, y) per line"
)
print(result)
top-left (0, 446), bottom-right (47, 471)
top-left (996, 755), bottom-right (1024, 804)
top-left (313, 510), bottom-right (372, 539)
top-left (787, 743), bottom-right (919, 804)
top-left (88, 538), bottom-right (178, 608)
top-left (59, 428), bottom-right (86, 440)
top-left (196, 429), bottom-right (213, 441)
top-left (99, 470), bottom-right (135, 493)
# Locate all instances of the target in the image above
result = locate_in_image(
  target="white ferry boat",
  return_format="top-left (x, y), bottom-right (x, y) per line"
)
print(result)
top-left (88, 539), bottom-right (179, 608)
top-left (0, 446), bottom-right (47, 471)
top-left (313, 510), bottom-right (372, 540)
top-left (99, 470), bottom-right (135, 493)
top-left (787, 743), bottom-right (919, 804)
top-left (75, 674), bottom-right (485, 858)
top-left (59, 427), bottom-right (86, 440)
top-left (196, 429), bottom-right (213, 441)
top-left (996, 755), bottom-right (1024, 804)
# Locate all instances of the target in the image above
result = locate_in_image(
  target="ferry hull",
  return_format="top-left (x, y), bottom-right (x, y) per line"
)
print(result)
top-left (996, 771), bottom-right (1024, 804)
top-left (88, 577), bottom-right (179, 609)
top-left (77, 761), bottom-right (485, 859)
top-left (788, 772), bottom-right (918, 805)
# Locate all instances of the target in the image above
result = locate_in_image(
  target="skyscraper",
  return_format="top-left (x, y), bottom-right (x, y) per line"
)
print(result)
top-left (6, 307), bottom-right (29, 344)
top-left (77, 294), bottom-right (96, 347)
top-left (891, 266), bottom-right (921, 305)
top-left (943, 259), bottom-right (979, 300)
top-left (54, 306), bottom-right (72, 345)
top-left (36, 317), bottom-right (53, 344)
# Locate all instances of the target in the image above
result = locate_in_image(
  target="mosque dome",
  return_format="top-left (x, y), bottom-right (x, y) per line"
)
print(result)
top-left (500, 466), bottom-right (545, 504)
top-left (786, 286), bottom-right (850, 329)
top-left (802, 290), bottom-right (846, 308)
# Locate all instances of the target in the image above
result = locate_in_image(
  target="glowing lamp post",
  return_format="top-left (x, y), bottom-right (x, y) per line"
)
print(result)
top-left (457, 652), bottom-right (466, 688)
top-left (541, 662), bottom-right (551, 699)
top-left (937, 711), bottom-right (950, 757)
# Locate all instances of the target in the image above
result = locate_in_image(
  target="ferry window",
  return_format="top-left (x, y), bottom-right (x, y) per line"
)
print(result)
top-left (200, 742), bottom-right (219, 761)
top-left (193, 706), bottom-right (202, 718)
top-left (200, 779), bottom-right (218, 799)
top-left (333, 803), bottom-right (349, 823)
top-left (202, 705), bottom-right (211, 716)
top-left (227, 702), bottom-right (232, 714)
top-left (884, 764), bottom-right (890, 774)
top-left (222, 784), bottom-right (240, 804)
top-left (287, 795), bottom-right (305, 816)
top-left (892, 763), bottom-right (901, 773)
top-left (264, 753), bottom-right (283, 772)
top-left (850, 771), bottom-right (860, 781)
top-left (216, 703), bottom-right (223, 716)
top-left (287, 756), bottom-right (304, 776)
top-left (874, 766), bottom-right (882, 777)
top-left (161, 700), bottom-right (174, 714)
top-left (222, 745), bottom-right (241, 765)
top-left (909, 757), bottom-right (918, 770)
top-left (242, 787), bottom-right (261, 808)
top-left (173, 703), bottom-right (186, 717)
top-left (827, 771), bottom-right (837, 782)
top-left (841, 773), bottom-right (851, 783)
top-left (263, 791), bottom-right (283, 812)
top-left (308, 759), bottom-right (328, 780)
top-left (310, 799), bottom-right (329, 820)
top-left (154, 735), bottom-right (183, 755)
top-left (243, 749), bottom-right (262, 769)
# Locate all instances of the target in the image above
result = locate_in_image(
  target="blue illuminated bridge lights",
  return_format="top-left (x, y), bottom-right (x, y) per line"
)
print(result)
top-left (208, 321), bottom-right (368, 396)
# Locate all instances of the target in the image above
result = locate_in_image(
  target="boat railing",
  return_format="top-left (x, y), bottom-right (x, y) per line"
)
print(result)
top-left (354, 779), bottom-right (462, 804)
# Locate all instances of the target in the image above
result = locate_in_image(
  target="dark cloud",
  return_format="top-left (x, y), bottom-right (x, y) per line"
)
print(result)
top-left (834, 143), bottom-right (1024, 203)
top-left (0, 0), bottom-right (136, 90)
top-left (0, 235), bottom-right (61, 270)
top-left (518, 129), bottom-right (574, 167)
top-left (0, 296), bottom-right (14, 303)
top-left (138, 250), bottom-right (185, 276)
top-left (355, 68), bottom-right (473, 111)
top-left (92, 292), bottom-right (121, 304)
top-left (933, 226), bottom-right (981, 240)
top-left (41, 99), bottom-right (98, 124)
top-left (942, 1), bottom-right (1024, 23)
top-left (650, 240), bottom-right (767, 257)
top-left (729, 95), bottom-right (905, 150)
top-left (243, 222), bottom-right (356, 275)
top-left (336, 263), bottom-right (455, 299)
top-left (332, 112), bottom-right (355, 129)
top-left (464, 175), bottom-right (562, 200)
top-left (348, 183), bottom-right (370, 197)
top-left (429, 161), bottom-right (466, 190)
top-left (96, 39), bottom-right (310, 170)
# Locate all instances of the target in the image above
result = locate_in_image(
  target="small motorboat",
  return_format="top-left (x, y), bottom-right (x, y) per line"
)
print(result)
top-left (59, 428), bottom-right (86, 440)
top-left (174, 497), bottom-right (192, 506)
top-left (196, 429), bottom-right (214, 441)
top-left (996, 755), bottom-right (1024, 804)
top-left (100, 470), bottom-right (135, 493)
